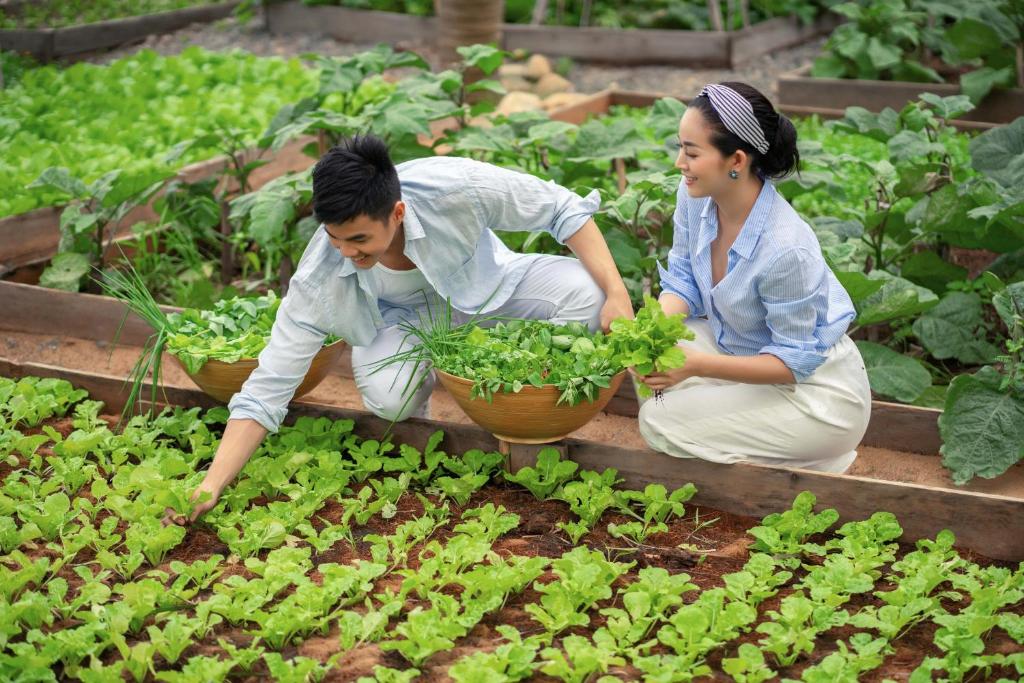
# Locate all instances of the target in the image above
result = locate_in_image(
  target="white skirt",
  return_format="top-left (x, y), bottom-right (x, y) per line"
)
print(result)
top-left (637, 319), bottom-right (872, 473)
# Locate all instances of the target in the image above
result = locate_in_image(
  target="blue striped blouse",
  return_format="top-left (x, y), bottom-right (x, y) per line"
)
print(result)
top-left (657, 179), bottom-right (855, 382)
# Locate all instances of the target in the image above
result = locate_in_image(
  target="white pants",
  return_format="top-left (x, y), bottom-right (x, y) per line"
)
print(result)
top-left (638, 319), bottom-right (871, 473)
top-left (352, 255), bottom-right (605, 422)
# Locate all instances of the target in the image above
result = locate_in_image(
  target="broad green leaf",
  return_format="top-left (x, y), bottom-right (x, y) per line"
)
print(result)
top-left (900, 250), bottom-right (967, 294)
top-left (456, 44), bottom-right (505, 76)
top-left (911, 292), bottom-right (1000, 365)
top-left (939, 367), bottom-right (1024, 484)
top-left (992, 281), bottom-right (1024, 328)
top-left (912, 384), bottom-right (948, 409)
top-left (29, 167), bottom-right (87, 199)
top-left (960, 66), bottom-right (1014, 107)
top-left (39, 252), bottom-right (91, 292)
top-left (970, 117), bottom-right (1024, 189)
top-left (918, 93), bottom-right (975, 121)
top-left (856, 273), bottom-right (938, 326)
top-left (248, 194), bottom-right (297, 246)
top-left (945, 18), bottom-right (1003, 61)
top-left (833, 269), bottom-right (885, 304)
top-left (856, 341), bottom-right (931, 403)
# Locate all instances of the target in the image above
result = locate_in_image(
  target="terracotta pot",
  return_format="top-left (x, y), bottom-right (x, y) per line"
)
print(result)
top-left (435, 368), bottom-right (627, 444)
top-left (173, 340), bottom-right (346, 404)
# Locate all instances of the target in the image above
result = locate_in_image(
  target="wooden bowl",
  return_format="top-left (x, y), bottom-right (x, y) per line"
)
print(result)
top-left (435, 369), bottom-right (627, 444)
top-left (174, 340), bottom-right (346, 404)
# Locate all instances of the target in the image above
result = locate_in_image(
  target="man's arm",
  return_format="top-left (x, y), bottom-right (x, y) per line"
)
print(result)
top-left (165, 418), bottom-right (268, 524)
top-left (565, 218), bottom-right (634, 329)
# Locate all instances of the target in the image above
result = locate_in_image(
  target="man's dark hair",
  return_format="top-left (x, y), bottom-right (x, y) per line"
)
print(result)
top-left (311, 135), bottom-right (401, 225)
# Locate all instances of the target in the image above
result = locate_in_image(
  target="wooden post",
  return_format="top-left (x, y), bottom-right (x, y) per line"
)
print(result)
top-left (500, 440), bottom-right (567, 474)
top-left (580, 0), bottom-right (593, 27)
top-left (740, 0), bottom-right (750, 29)
top-left (219, 200), bottom-right (233, 285)
top-left (530, 0), bottom-right (548, 24)
top-left (707, 0), bottom-right (724, 32)
top-left (1017, 43), bottom-right (1023, 88)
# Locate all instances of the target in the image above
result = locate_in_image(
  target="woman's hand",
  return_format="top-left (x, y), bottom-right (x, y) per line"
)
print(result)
top-left (632, 349), bottom-right (709, 390)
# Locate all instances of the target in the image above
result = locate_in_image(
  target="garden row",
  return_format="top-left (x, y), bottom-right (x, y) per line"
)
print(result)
top-left (1, 374), bottom-right (1023, 680)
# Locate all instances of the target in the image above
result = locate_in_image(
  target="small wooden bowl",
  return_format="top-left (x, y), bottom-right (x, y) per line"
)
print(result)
top-left (435, 369), bottom-right (627, 444)
top-left (174, 340), bottom-right (346, 404)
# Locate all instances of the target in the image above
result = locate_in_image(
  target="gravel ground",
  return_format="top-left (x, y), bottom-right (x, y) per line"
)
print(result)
top-left (84, 10), bottom-right (824, 100)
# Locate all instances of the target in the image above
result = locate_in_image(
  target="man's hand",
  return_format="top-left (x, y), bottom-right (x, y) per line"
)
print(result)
top-left (162, 479), bottom-right (222, 526)
top-left (600, 290), bottom-right (635, 332)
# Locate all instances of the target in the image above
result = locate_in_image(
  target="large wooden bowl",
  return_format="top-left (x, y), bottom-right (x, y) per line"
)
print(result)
top-left (435, 369), bottom-right (627, 444)
top-left (173, 340), bottom-right (346, 403)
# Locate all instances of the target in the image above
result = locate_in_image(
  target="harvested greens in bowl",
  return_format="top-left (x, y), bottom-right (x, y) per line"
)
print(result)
top-left (383, 295), bottom-right (695, 407)
top-left (166, 292), bottom-right (339, 374)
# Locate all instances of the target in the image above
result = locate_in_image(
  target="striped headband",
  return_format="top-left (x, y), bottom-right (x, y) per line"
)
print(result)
top-left (698, 84), bottom-right (770, 155)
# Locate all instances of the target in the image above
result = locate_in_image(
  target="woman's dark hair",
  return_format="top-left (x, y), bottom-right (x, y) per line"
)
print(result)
top-left (689, 82), bottom-right (799, 179)
top-left (311, 134), bottom-right (401, 225)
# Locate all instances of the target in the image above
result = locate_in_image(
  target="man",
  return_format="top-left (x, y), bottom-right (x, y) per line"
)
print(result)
top-left (170, 134), bottom-right (633, 523)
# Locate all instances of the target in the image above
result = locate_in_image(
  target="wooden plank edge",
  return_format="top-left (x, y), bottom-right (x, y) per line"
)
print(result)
top-left (1, 356), bottom-right (1019, 561)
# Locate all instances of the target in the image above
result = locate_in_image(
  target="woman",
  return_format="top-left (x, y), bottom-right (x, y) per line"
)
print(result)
top-left (635, 82), bottom-right (871, 473)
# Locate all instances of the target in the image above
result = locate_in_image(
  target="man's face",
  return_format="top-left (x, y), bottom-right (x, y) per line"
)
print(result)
top-left (323, 201), bottom-right (404, 269)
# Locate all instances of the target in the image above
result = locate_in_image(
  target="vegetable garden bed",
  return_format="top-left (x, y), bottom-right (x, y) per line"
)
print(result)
top-left (777, 66), bottom-right (1024, 130)
top-left (264, 0), bottom-right (840, 67)
top-left (2, 370), bottom-right (1022, 681)
top-left (2, 292), bottom-right (1023, 563)
top-left (0, 1), bottom-right (239, 61)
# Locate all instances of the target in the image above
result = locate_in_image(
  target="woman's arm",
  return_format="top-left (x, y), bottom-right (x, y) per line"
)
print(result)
top-left (638, 348), bottom-right (795, 390)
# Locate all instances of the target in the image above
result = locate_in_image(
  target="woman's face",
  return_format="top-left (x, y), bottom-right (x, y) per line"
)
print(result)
top-left (673, 107), bottom-right (735, 199)
top-left (323, 201), bottom-right (405, 268)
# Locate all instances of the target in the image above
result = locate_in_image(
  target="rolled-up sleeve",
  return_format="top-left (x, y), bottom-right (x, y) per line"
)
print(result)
top-left (757, 247), bottom-right (829, 382)
top-left (658, 184), bottom-right (704, 317)
top-left (469, 163), bottom-right (600, 244)
top-left (227, 279), bottom-right (329, 432)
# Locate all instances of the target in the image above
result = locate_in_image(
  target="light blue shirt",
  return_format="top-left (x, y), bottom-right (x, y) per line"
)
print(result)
top-left (658, 179), bottom-right (855, 382)
top-left (229, 156), bottom-right (600, 431)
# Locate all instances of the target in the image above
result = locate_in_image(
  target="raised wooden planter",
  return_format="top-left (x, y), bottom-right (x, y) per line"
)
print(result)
top-left (1, 355), bottom-right (1020, 561)
top-left (548, 88), bottom-right (673, 123)
top-left (264, 1), bottom-right (839, 68)
top-left (0, 2), bottom-right (239, 62)
top-left (0, 136), bottom-right (315, 277)
top-left (777, 66), bottom-right (1024, 130)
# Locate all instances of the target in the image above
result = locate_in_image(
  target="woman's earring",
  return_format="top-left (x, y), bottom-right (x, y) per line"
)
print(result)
top-left (728, 169), bottom-right (739, 180)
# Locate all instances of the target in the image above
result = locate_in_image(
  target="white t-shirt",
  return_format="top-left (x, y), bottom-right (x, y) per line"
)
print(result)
top-left (374, 263), bottom-right (440, 308)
